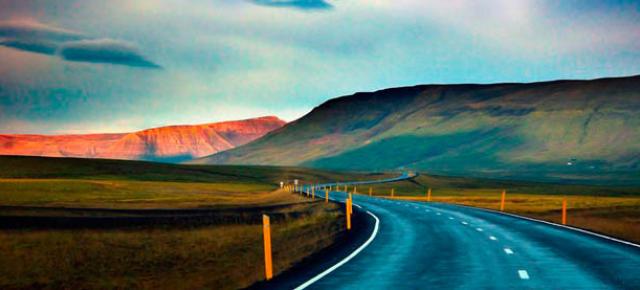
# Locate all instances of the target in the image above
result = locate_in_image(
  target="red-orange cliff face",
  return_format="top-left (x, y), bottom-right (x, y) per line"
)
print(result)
top-left (0, 116), bottom-right (286, 162)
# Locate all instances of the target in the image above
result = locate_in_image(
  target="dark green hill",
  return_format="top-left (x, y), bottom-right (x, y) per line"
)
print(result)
top-left (0, 155), bottom-right (381, 184)
top-left (194, 75), bottom-right (640, 185)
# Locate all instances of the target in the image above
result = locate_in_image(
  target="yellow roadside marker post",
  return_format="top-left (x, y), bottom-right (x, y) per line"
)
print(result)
top-left (354, 186), bottom-right (357, 194)
top-left (348, 193), bottom-right (353, 214)
top-left (312, 187), bottom-right (315, 200)
top-left (369, 187), bottom-right (372, 196)
top-left (391, 188), bottom-right (395, 198)
top-left (262, 215), bottom-right (273, 280)
top-left (562, 199), bottom-right (567, 225)
top-left (346, 198), bottom-right (351, 230)
top-left (500, 190), bottom-right (506, 211)
top-left (325, 189), bottom-right (329, 203)
top-left (427, 188), bottom-right (432, 202)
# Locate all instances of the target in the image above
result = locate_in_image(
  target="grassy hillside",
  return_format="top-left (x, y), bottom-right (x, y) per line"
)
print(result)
top-left (0, 155), bottom-right (389, 186)
top-left (196, 75), bottom-right (640, 184)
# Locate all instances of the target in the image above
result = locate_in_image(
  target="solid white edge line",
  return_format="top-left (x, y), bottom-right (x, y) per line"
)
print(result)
top-left (294, 209), bottom-right (380, 290)
top-left (447, 203), bottom-right (640, 249)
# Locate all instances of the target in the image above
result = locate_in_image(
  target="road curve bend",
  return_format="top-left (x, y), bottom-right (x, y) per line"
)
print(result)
top-left (294, 176), bottom-right (640, 290)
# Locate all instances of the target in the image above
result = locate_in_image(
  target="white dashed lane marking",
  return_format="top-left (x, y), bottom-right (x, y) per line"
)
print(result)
top-left (489, 236), bottom-right (498, 241)
top-left (461, 221), bottom-right (468, 225)
top-left (449, 217), bottom-right (455, 220)
top-left (504, 248), bottom-right (514, 255)
top-left (476, 228), bottom-right (483, 232)
top-left (518, 270), bottom-right (530, 280)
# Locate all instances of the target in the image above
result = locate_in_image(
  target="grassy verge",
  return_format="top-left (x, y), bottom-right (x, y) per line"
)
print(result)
top-left (0, 202), bottom-right (343, 290)
top-left (356, 174), bottom-right (640, 244)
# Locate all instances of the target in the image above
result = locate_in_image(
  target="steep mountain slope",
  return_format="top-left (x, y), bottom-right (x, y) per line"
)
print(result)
top-left (195, 76), bottom-right (640, 184)
top-left (0, 116), bottom-right (286, 162)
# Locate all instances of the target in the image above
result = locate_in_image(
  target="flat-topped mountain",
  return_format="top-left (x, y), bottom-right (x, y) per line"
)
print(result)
top-left (0, 116), bottom-right (286, 162)
top-left (194, 76), bottom-right (640, 184)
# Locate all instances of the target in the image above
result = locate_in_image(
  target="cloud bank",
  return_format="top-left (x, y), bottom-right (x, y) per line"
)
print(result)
top-left (0, 19), bottom-right (160, 68)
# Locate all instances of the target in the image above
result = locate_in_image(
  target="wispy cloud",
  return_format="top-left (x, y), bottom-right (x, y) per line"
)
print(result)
top-left (0, 19), bottom-right (84, 41)
top-left (249, 0), bottom-right (333, 10)
top-left (0, 38), bottom-right (57, 55)
top-left (59, 39), bottom-right (161, 69)
top-left (0, 18), bottom-right (160, 68)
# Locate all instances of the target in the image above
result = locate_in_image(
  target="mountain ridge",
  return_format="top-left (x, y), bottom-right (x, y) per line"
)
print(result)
top-left (0, 116), bottom-right (286, 162)
top-left (194, 75), bottom-right (640, 184)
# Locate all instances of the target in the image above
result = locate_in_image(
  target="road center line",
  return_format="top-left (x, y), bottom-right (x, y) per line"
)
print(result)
top-left (518, 270), bottom-right (530, 280)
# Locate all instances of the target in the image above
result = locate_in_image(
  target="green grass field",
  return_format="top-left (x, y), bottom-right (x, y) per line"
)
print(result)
top-left (0, 156), bottom-right (363, 289)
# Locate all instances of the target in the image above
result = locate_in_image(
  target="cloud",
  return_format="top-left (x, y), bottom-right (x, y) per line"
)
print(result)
top-left (0, 38), bottom-right (58, 55)
top-left (249, 0), bottom-right (332, 10)
top-left (58, 39), bottom-right (161, 68)
top-left (0, 19), bottom-right (84, 42)
top-left (0, 18), bottom-right (160, 68)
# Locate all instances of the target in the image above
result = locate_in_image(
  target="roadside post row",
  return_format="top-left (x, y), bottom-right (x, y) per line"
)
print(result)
top-left (289, 183), bottom-right (569, 226)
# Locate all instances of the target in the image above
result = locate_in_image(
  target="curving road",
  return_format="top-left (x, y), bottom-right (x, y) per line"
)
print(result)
top-left (294, 176), bottom-right (640, 290)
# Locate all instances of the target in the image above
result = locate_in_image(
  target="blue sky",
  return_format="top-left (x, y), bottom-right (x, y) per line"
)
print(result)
top-left (0, 0), bottom-right (639, 134)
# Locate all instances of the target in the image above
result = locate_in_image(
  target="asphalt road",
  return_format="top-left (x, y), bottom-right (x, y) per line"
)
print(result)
top-left (295, 178), bottom-right (640, 290)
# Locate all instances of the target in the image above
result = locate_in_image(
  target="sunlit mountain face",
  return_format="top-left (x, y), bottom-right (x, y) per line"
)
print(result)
top-left (0, 117), bottom-right (285, 162)
top-left (1, 1), bottom-right (639, 137)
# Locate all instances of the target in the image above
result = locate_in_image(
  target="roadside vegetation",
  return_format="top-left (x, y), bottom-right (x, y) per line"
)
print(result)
top-left (358, 174), bottom-right (640, 243)
top-left (0, 156), bottom-right (357, 290)
top-left (0, 203), bottom-right (343, 290)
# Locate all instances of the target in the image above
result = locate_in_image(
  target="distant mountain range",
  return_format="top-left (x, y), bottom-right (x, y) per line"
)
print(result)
top-left (0, 116), bottom-right (286, 162)
top-left (193, 76), bottom-right (640, 184)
